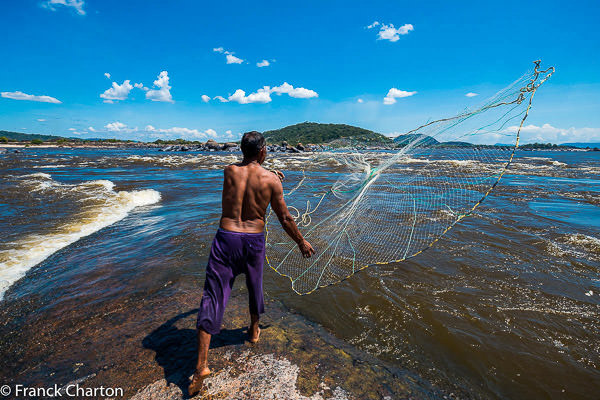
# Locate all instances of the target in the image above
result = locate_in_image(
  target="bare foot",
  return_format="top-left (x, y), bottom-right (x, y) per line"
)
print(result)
top-left (188, 367), bottom-right (210, 396)
top-left (249, 324), bottom-right (261, 343)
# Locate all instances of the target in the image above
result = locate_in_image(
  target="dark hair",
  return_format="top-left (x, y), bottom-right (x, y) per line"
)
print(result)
top-left (241, 131), bottom-right (265, 158)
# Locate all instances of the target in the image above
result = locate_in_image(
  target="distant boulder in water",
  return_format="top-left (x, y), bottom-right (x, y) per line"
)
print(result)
top-left (205, 139), bottom-right (220, 150)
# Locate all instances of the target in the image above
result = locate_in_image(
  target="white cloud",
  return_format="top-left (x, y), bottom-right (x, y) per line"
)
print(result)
top-left (104, 72), bottom-right (111, 79)
top-left (100, 80), bottom-right (133, 103)
top-left (42, 0), bottom-right (85, 15)
top-left (226, 54), bottom-right (244, 64)
top-left (257, 60), bottom-right (270, 67)
top-left (223, 129), bottom-right (237, 140)
top-left (214, 82), bottom-right (319, 105)
top-left (465, 92), bottom-right (479, 97)
top-left (37, 118), bottom-right (46, 122)
top-left (105, 121), bottom-right (128, 132)
top-left (383, 88), bottom-right (417, 104)
top-left (88, 126), bottom-right (96, 132)
top-left (68, 128), bottom-right (76, 131)
top-left (204, 129), bottom-right (217, 138)
top-left (201, 94), bottom-right (211, 103)
top-left (371, 22), bottom-right (414, 42)
top-left (384, 131), bottom-right (403, 138)
top-left (214, 47), bottom-right (244, 64)
top-left (1, 91), bottom-right (62, 104)
top-left (504, 123), bottom-right (600, 144)
top-left (144, 125), bottom-right (216, 139)
top-left (357, 98), bottom-right (364, 103)
top-left (146, 71), bottom-right (174, 103)
top-left (99, 73), bottom-right (167, 103)
top-left (271, 82), bottom-right (318, 99)
top-left (229, 87), bottom-right (272, 104)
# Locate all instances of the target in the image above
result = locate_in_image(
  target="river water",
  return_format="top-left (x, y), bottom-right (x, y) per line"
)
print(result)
top-left (0, 148), bottom-right (598, 399)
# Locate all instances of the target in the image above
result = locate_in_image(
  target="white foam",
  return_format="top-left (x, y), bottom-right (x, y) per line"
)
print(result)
top-left (22, 172), bottom-right (52, 179)
top-left (125, 154), bottom-right (239, 167)
top-left (0, 174), bottom-right (161, 300)
top-left (565, 234), bottom-right (600, 254)
top-left (523, 156), bottom-right (551, 161)
top-left (519, 157), bottom-right (568, 168)
top-left (401, 156), bottom-right (431, 164)
top-left (438, 159), bottom-right (478, 167)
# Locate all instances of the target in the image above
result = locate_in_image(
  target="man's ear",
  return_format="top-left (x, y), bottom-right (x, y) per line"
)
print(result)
top-left (259, 146), bottom-right (267, 163)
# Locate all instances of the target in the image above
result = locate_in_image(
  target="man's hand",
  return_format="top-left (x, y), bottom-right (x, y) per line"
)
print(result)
top-left (298, 239), bottom-right (315, 258)
top-left (270, 169), bottom-right (285, 181)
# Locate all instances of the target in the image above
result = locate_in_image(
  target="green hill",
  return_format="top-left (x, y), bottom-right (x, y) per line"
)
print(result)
top-left (394, 134), bottom-right (439, 146)
top-left (0, 130), bottom-right (68, 142)
top-left (433, 140), bottom-right (474, 148)
top-left (263, 122), bottom-right (392, 145)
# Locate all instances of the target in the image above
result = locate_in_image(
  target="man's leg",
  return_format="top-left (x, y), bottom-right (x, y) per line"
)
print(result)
top-left (195, 328), bottom-right (212, 376)
top-left (189, 327), bottom-right (212, 395)
top-left (245, 235), bottom-right (266, 343)
top-left (249, 312), bottom-right (260, 343)
top-left (190, 232), bottom-right (236, 395)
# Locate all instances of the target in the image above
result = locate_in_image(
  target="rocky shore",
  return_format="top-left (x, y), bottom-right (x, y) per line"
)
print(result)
top-left (0, 139), bottom-right (394, 153)
top-left (0, 285), bottom-right (440, 400)
top-left (125, 292), bottom-right (436, 400)
top-left (158, 139), bottom-right (324, 153)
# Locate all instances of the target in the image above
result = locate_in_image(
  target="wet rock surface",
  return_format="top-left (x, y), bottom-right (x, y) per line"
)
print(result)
top-left (129, 292), bottom-right (431, 399)
top-left (0, 286), bottom-right (435, 399)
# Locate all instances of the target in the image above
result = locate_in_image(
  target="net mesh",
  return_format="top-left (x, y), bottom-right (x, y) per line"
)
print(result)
top-left (265, 61), bottom-right (554, 295)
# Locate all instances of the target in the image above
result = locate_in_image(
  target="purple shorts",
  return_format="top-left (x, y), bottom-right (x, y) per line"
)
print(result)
top-left (197, 228), bottom-right (266, 335)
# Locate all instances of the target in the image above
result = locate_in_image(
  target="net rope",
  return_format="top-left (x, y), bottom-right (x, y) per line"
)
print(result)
top-left (265, 61), bottom-right (554, 295)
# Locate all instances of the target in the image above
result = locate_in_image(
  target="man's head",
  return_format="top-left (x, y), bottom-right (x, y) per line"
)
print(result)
top-left (241, 131), bottom-right (266, 163)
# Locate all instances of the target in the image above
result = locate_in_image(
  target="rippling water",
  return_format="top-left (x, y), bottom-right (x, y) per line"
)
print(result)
top-left (0, 147), bottom-right (598, 399)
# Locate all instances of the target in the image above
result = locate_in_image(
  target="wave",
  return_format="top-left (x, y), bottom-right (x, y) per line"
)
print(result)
top-left (565, 233), bottom-right (600, 255)
top-left (544, 233), bottom-right (600, 261)
top-left (0, 174), bottom-right (161, 300)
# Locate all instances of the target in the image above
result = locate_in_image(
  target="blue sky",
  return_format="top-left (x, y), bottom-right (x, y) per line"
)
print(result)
top-left (1, 0), bottom-right (599, 143)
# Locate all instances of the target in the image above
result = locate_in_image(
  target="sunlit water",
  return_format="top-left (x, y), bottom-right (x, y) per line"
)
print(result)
top-left (0, 148), bottom-right (598, 399)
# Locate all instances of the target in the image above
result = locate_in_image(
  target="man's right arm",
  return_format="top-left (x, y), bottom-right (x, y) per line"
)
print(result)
top-left (269, 176), bottom-right (315, 258)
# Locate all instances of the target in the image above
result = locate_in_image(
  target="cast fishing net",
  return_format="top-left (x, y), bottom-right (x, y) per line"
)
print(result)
top-left (265, 61), bottom-right (554, 295)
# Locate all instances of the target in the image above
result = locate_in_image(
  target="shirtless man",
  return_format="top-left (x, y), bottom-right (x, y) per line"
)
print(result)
top-left (189, 131), bottom-right (315, 395)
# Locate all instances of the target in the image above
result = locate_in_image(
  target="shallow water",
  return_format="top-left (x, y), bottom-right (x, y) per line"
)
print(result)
top-left (0, 148), bottom-right (599, 399)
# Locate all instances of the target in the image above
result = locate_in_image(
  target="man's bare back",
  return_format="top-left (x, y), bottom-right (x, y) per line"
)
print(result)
top-left (219, 159), bottom-right (314, 258)
top-left (219, 161), bottom-right (276, 234)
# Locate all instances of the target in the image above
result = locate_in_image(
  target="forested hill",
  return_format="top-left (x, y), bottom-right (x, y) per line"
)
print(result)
top-left (0, 130), bottom-right (66, 141)
top-left (263, 122), bottom-right (393, 145)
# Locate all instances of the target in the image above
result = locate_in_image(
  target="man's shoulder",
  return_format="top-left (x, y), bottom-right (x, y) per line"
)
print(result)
top-left (224, 163), bottom-right (240, 173)
top-left (259, 166), bottom-right (278, 181)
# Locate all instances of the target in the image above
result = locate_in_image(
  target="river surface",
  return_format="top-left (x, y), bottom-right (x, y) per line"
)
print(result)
top-left (0, 148), bottom-right (599, 399)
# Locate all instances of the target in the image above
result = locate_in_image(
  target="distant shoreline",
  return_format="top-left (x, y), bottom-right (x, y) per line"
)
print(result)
top-left (3, 122), bottom-right (599, 152)
top-left (1, 142), bottom-right (598, 152)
